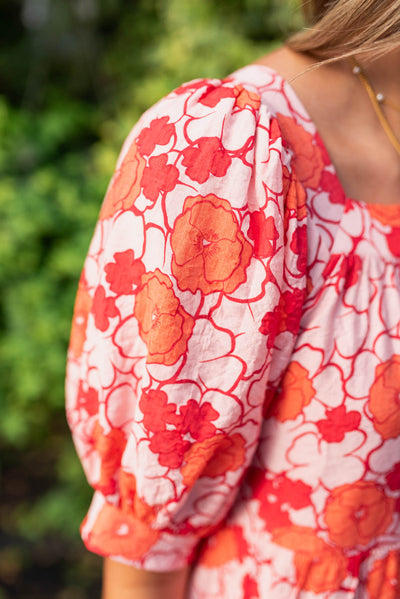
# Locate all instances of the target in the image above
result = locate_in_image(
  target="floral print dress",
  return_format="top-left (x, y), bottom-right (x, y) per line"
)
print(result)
top-left (65, 64), bottom-right (400, 598)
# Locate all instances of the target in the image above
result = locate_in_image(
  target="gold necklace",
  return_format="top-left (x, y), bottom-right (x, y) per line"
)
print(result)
top-left (350, 57), bottom-right (400, 157)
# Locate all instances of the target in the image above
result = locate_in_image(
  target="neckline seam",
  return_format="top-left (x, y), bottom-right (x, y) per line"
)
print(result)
top-left (231, 63), bottom-right (400, 211)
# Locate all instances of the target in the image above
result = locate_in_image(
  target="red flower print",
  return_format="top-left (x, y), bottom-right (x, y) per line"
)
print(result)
top-left (369, 356), bottom-right (400, 440)
top-left (100, 141), bottom-right (146, 220)
top-left (249, 469), bottom-right (312, 529)
top-left (267, 361), bottom-right (316, 422)
top-left (181, 433), bottom-right (246, 488)
top-left (234, 85), bottom-right (261, 111)
top-left (259, 288), bottom-right (305, 348)
top-left (260, 497), bottom-right (291, 529)
top-left (323, 254), bottom-right (362, 290)
top-left (91, 422), bottom-right (127, 495)
top-left (243, 574), bottom-right (259, 599)
top-left (76, 381), bottom-right (99, 416)
top-left (320, 171), bottom-right (345, 204)
top-left (104, 250), bottom-right (145, 295)
top-left (199, 86), bottom-right (236, 108)
top-left (269, 117), bottom-right (282, 146)
top-left (367, 551), bottom-right (400, 599)
top-left (174, 79), bottom-right (211, 96)
top-left (178, 399), bottom-right (218, 441)
top-left (385, 228), bottom-right (400, 257)
top-left (134, 270), bottom-right (195, 365)
top-left (149, 430), bottom-right (190, 469)
top-left (324, 481), bottom-right (395, 548)
top-left (85, 503), bottom-right (159, 561)
top-left (181, 137), bottom-right (231, 184)
top-left (199, 526), bottom-right (248, 567)
top-left (171, 194), bottom-right (252, 294)
top-left (283, 165), bottom-right (307, 222)
top-left (277, 113), bottom-right (325, 190)
top-left (272, 526), bottom-right (347, 593)
top-left (386, 461), bottom-right (400, 491)
top-left (137, 116), bottom-right (175, 156)
top-left (247, 211), bottom-right (279, 258)
top-left (141, 154), bottom-right (179, 202)
top-left (91, 285), bottom-right (119, 332)
top-left (317, 405), bottom-right (361, 443)
top-left (139, 389), bottom-right (181, 433)
top-left (69, 274), bottom-right (92, 358)
top-left (290, 225), bottom-right (307, 273)
top-left (343, 254), bottom-right (362, 289)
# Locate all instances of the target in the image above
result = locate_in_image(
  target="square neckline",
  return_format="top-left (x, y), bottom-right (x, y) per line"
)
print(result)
top-left (233, 63), bottom-right (400, 213)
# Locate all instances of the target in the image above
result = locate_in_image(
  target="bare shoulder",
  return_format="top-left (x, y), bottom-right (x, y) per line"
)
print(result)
top-left (252, 45), bottom-right (348, 127)
top-left (252, 46), bottom-right (317, 82)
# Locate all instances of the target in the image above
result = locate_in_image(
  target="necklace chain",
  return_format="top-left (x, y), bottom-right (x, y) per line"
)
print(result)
top-left (350, 57), bottom-right (400, 157)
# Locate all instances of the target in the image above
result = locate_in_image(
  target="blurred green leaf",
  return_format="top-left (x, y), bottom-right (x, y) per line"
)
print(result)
top-left (0, 0), bottom-right (295, 594)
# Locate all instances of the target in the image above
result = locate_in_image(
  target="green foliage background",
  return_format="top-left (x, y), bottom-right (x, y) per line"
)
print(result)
top-left (0, 1), bottom-right (300, 595)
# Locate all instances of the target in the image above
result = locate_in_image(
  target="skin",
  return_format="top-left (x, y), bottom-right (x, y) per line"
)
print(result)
top-left (102, 558), bottom-right (190, 599)
top-left (255, 46), bottom-right (400, 206)
top-left (102, 44), bottom-right (400, 599)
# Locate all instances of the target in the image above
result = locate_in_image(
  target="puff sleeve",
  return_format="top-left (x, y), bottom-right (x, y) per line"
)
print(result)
top-left (65, 76), bottom-right (308, 571)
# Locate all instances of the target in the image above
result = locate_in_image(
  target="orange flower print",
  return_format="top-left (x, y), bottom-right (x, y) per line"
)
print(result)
top-left (85, 502), bottom-right (159, 561)
top-left (367, 204), bottom-right (400, 227)
top-left (134, 270), bottom-right (195, 365)
top-left (367, 551), bottom-right (400, 599)
top-left (369, 356), bottom-right (400, 440)
top-left (181, 433), bottom-right (246, 488)
top-left (171, 194), bottom-right (252, 294)
top-left (267, 361), bottom-right (316, 422)
top-left (277, 113), bottom-right (325, 190)
top-left (119, 470), bottom-right (157, 525)
top-left (324, 481), bottom-right (395, 548)
top-left (100, 141), bottom-right (146, 220)
top-left (234, 85), bottom-right (261, 111)
top-left (69, 274), bottom-right (92, 358)
top-left (283, 165), bottom-right (307, 222)
top-left (272, 526), bottom-right (347, 593)
top-left (199, 526), bottom-right (248, 567)
top-left (91, 422), bottom-right (127, 495)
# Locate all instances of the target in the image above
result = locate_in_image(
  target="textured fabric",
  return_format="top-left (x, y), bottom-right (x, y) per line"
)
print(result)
top-left (66, 65), bottom-right (400, 598)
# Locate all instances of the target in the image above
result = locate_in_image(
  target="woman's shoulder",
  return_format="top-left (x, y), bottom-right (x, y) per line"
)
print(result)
top-left (99, 52), bottom-right (326, 225)
top-left (112, 53), bottom-right (315, 190)
top-left (136, 51), bottom-right (311, 131)
top-left (103, 62), bottom-right (311, 224)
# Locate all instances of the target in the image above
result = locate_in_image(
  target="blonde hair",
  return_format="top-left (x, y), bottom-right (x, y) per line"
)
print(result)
top-left (287, 0), bottom-right (400, 61)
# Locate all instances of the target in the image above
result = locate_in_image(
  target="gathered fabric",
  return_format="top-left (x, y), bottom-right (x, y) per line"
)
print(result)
top-left (66, 64), bottom-right (400, 598)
